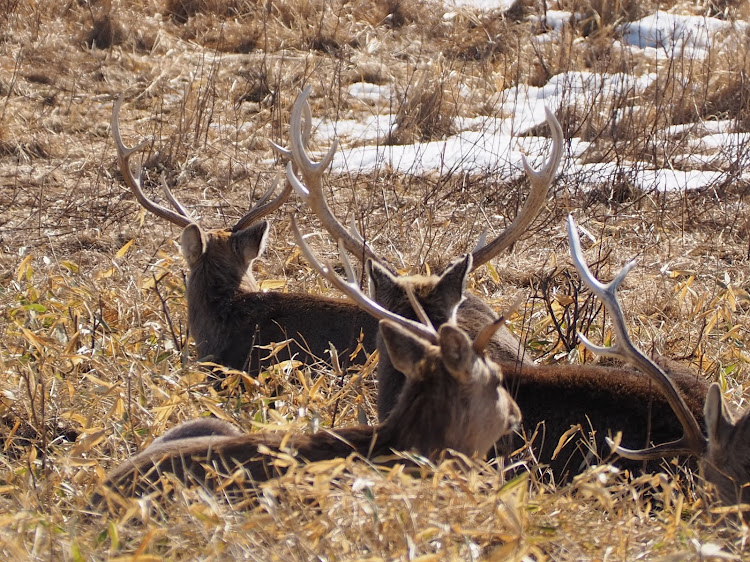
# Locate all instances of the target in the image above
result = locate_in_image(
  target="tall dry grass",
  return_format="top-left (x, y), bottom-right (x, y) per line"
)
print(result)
top-left (0, 0), bottom-right (749, 558)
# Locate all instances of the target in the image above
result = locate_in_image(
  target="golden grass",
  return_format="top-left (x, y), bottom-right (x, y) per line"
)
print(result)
top-left (1, 0), bottom-right (750, 558)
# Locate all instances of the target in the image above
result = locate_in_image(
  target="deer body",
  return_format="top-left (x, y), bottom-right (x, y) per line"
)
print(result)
top-left (497, 360), bottom-right (708, 479)
top-left (182, 221), bottom-right (377, 370)
top-left (370, 255), bottom-right (710, 480)
top-left (566, 215), bottom-right (750, 506)
top-left (94, 319), bottom-right (521, 505)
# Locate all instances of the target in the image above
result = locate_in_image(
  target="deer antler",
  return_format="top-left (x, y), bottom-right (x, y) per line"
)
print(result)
top-left (282, 87), bottom-right (383, 266)
top-left (112, 95), bottom-right (193, 228)
top-left (567, 215), bottom-right (707, 459)
top-left (113, 94), bottom-right (291, 232)
top-left (232, 174), bottom-right (292, 232)
top-left (281, 88), bottom-right (563, 271)
top-left (291, 214), bottom-right (437, 344)
top-left (470, 108), bottom-right (564, 271)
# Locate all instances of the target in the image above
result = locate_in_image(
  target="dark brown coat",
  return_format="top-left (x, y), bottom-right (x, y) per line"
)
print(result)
top-left (92, 319), bottom-right (521, 507)
top-left (496, 360), bottom-right (708, 480)
top-left (181, 221), bottom-right (378, 373)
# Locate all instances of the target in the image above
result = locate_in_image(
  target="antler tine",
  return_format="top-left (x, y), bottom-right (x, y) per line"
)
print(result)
top-left (470, 107), bottom-right (564, 271)
top-left (285, 87), bottom-right (382, 265)
top-left (268, 93), bottom-right (312, 161)
top-left (160, 174), bottom-right (194, 219)
top-left (111, 95), bottom-right (193, 228)
top-left (567, 215), bottom-right (707, 459)
top-left (232, 174), bottom-right (293, 231)
top-left (472, 293), bottom-right (523, 353)
top-left (291, 214), bottom-right (438, 344)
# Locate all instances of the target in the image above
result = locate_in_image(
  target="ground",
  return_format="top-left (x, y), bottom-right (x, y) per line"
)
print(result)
top-left (1, 0), bottom-right (749, 559)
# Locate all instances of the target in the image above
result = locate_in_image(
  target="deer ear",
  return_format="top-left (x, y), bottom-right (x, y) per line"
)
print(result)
top-left (705, 383), bottom-right (735, 444)
top-left (378, 319), bottom-right (429, 381)
top-left (181, 223), bottom-right (207, 265)
top-left (367, 260), bottom-right (399, 300)
top-left (232, 220), bottom-right (269, 265)
top-left (432, 254), bottom-right (471, 317)
top-left (438, 324), bottom-right (474, 383)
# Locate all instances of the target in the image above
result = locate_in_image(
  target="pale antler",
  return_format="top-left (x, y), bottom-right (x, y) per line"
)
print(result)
top-left (567, 215), bottom-right (707, 459)
top-left (232, 174), bottom-right (292, 232)
top-left (282, 87), bottom-right (563, 272)
top-left (113, 94), bottom-right (291, 232)
top-left (283, 86), bottom-right (381, 265)
top-left (469, 108), bottom-right (564, 271)
top-left (112, 95), bottom-right (192, 228)
top-left (291, 214), bottom-right (437, 344)
top-left (292, 214), bottom-right (512, 352)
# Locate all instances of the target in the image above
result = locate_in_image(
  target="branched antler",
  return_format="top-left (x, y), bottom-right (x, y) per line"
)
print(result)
top-left (567, 215), bottom-right (707, 459)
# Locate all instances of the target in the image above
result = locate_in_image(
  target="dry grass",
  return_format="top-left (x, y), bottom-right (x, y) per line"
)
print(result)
top-left (1, 0), bottom-right (750, 558)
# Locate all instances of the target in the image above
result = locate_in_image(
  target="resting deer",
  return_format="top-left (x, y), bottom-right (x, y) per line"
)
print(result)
top-left (365, 215), bottom-right (708, 481)
top-left (277, 93), bottom-right (709, 481)
top-left (111, 95), bottom-right (379, 374)
top-left (92, 221), bottom-right (521, 507)
top-left (279, 87), bottom-right (564, 419)
top-left (568, 215), bottom-right (750, 506)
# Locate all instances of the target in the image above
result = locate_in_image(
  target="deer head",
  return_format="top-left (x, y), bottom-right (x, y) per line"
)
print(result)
top-left (111, 95), bottom-right (290, 292)
top-left (568, 215), bottom-right (750, 507)
top-left (290, 215), bottom-right (522, 452)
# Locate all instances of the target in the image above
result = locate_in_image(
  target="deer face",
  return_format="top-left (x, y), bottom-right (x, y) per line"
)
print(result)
top-left (702, 383), bottom-right (750, 506)
top-left (367, 256), bottom-right (470, 327)
top-left (180, 220), bottom-right (270, 293)
top-left (380, 319), bottom-right (520, 458)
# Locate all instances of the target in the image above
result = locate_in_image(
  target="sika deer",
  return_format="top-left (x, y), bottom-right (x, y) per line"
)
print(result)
top-left (112, 96), bottom-right (378, 374)
top-left (278, 87), bottom-right (564, 419)
top-left (278, 92), bottom-right (712, 482)
top-left (568, 215), bottom-right (749, 505)
top-left (92, 221), bottom-right (521, 507)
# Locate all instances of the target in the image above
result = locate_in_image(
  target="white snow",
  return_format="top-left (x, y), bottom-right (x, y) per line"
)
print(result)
top-left (259, 7), bottom-right (749, 195)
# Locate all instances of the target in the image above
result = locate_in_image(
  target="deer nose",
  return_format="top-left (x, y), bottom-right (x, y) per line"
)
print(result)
top-left (507, 398), bottom-right (522, 432)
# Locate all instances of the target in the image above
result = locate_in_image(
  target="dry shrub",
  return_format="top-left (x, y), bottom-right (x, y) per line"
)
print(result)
top-left (84, 13), bottom-right (125, 49)
top-left (0, 0), bottom-right (20, 18)
top-left (387, 58), bottom-right (457, 145)
top-left (163, 0), bottom-right (253, 23)
top-left (442, 12), bottom-right (525, 63)
top-left (351, 0), bottom-right (432, 28)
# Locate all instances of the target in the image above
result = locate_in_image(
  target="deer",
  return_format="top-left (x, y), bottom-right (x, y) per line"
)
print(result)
top-left (567, 215), bottom-right (750, 506)
top-left (92, 219), bottom-right (521, 508)
top-left (278, 92), bottom-right (716, 481)
top-left (279, 86), bottom-right (564, 420)
top-left (111, 95), bottom-right (379, 375)
top-left (364, 215), bottom-right (709, 481)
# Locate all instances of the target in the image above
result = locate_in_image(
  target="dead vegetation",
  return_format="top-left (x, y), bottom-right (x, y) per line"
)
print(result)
top-left (1, 0), bottom-right (750, 558)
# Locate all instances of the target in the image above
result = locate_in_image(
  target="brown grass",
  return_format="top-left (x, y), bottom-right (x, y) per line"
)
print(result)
top-left (1, 0), bottom-right (749, 558)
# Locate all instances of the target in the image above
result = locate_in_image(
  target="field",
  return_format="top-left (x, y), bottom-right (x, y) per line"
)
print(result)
top-left (1, 0), bottom-right (750, 559)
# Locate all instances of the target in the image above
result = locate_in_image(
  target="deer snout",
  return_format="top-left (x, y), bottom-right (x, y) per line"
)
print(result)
top-left (496, 387), bottom-right (521, 437)
top-left (505, 395), bottom-right (522, 434)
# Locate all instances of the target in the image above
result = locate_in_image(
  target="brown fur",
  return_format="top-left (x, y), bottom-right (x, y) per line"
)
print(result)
top-left (181, 221), bottom-right (378, 373)
top-left (92, 320), bottom-right (521, 507)
top-left (370, 257), bottom-right (712, 481)
top-left (367, 255), bottom-right (530, 420)
top-left (183, 221), bottom-right (528, 379)
top-left (496, 360), bottom-right (709, 481)
top-left (702, 384), bottom-right (750, 505)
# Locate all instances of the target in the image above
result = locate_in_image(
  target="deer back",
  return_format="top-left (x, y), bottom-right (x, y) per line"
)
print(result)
top-left (181, 213), bottom-right (380, 374)
top-left (496, 360), bottom-right (708, 481)
top-left (93, 318), bottom-right (520, 507)
top-left (112, 96), bottom-right (379, 376)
